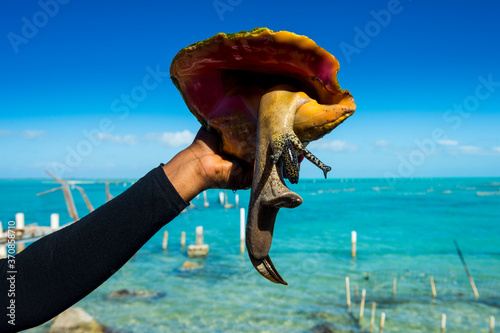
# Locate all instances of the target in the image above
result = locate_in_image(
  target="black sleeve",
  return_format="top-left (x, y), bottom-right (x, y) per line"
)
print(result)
top-left (0, 165), bottom-right (189, 332)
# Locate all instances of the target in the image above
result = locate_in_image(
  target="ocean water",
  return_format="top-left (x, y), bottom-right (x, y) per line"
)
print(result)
top-left (1, 177), bottom-right (499, 332)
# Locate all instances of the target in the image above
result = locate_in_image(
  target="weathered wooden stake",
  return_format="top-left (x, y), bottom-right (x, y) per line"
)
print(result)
top-left (219, 191), bottom-right (224, 205)
top-left (188, 226), bottom-right (209, 257)
top-left (203, 191), bottom-right (209, 208)
top-left (369, 302), bottom-right (376, 333)
top-left (380, 312), bottom-right (386, 333)
top-left (105, 182), bottom-right (113, 202)
top-left (359, 289), bottom-right (366, 318)
top-left (195, 226), bottom-right (204, 245)
top-left (15, 213), bottom-right (24, 229)
top-left (0, 221), bottom-right (3, 235)
top-left (235, 194), bottom-right (239, 208)
top-left (491, 315), bottom-right (495, 333)
top-left (355, 283), bottom-right (359, 300)
top-left (0, 245), bottom-right (7, 258)
top-left (441, 313), bottom-right (446, 333)
top-left (181, 231), bottom-right (186, 247)
top-left (454, 240), bottom-right (479, 299)
top-left (351, 231), bottom-right (357, 258)
top-left (224, 191), bottom-right (234, 209)
top-left (430, 275), bottom-right (437, 298)
top-left (50, 213), bottom-right (60, 230)
top-left (345, 276), bottom-right (351, 312)
top-left (240, 208), bottom-right (245, 253)
top-left (392, 277), bottom-right (397, 298)
top-left (162, 231), bottom-right (168, 250)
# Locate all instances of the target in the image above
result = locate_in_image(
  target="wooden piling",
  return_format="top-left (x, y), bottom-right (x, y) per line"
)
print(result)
top-left (369, 302), bottom-right (376, 333)
top-left (235, 194), bottom-right (239, 208)
top-left (351, 231), bottom-right (357, 258)
top-left (15, 213), bottom-right (24, 229)
top-left (188, 226), bottom-right (209, 257)
top-left (50, 213), bottom-right (60, 230)
top-left (240, 208), bottom-right (245, 253)
top-left (441, 313), bottom-right (446, 333)
top-left (345, 276), bottom-right (351, 312)
top-left (491, 315), bottom-right (495, 333)
top-left (0, 221), bottom-right (3, 235)
top-left (181, 231), bottom-right (186, 247)
top-left (0, 245), bottom-right (7, 258)
top-left (380, 312), bottom-right (386, 333)
top-left (355, 283), bottom-right (359, 300)
top-left (224, 191), bottom-right (234, 209)
top-left (359, 289), bottom-right (366, 318)
top-left (430, 275), bottom-right (437, 298)
top-left (454, 240), bottom-right (479, 299)
top-left (393, 277), bottom-right (397, 298)
top-left (219, 191), bottom-right (224, 205)
top-left (162, 231), bottom-right (168, 250)
top-left (195, 226), bottom-right (204, 245)
top-left (203, 191), bottom-right (209, 208)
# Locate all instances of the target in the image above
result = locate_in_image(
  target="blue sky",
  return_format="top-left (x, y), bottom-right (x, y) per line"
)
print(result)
top-left (1, 0), bottom-right (499, 179)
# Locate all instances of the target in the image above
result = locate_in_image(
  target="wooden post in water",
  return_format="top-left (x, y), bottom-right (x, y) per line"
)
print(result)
top-left (203, 191), bottom-right (209, 208)
top-left (355, 283), bottom-right (359, 300)
top-left (181, 231), bottom-right (186, 247)
top-left (50, 213), bottom-right (60, 230)
top-left (430, 275), bottom-right (437, 298)
top-left (105, 182), bottom-right (113, 202)
top-left (195, 226), bottom-right (203, 245)
top-left (240, 208), bottom-right (245, 253)
top-left (454, 240), bottom-right (479, 299)
top-left (235, 194), bottom-right (239, 208)
top-left (224, 191), bottom-right (234, 209)
top-left (380, 312), bottom-right (386, 333)
top-left (351, 231), bottom-right (357, 258)
top-left (359, 289), bottom-right (366, 318)
top-left (345, 276), bottom-right (351, 312)
top-left (162, 231), bottom-right (168, 250)
top-left (0, 245), bottom-right (6, 259)
top-left (491, 315), bottom-right (495, 333)
top-left (219, 191), bottom-right (224, 205)
top-left (441, 313), bottom-right (446, 333)
top-left (188, 226), bottom-right (209, 257)
top-left (392, 277), bottom-right (397, 299)
top-left (15, 213), bottom-right (24, 230)
top-left (369, 302), bottom-right (376, 333)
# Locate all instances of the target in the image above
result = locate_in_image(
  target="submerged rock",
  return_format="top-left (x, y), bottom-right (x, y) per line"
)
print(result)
top-left (180, 260), bottom-right (203, 270)
top-left (49, 307), bottom-right (103, 333)
top-left (311, 323), bottom-right (337, 333)
top-left (107, 289), bottom-right (166, 300)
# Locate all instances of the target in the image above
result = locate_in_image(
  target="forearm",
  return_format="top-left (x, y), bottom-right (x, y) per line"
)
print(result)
top-left (0, 165), bottom-right (188, 331)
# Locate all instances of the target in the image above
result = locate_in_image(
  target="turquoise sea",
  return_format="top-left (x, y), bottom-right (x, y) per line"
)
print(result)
top-left (1, 176), bottom-right (499, 332)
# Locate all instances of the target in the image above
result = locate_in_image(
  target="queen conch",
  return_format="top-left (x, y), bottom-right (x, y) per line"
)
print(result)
top-left (170, 28), bottom-right (356, 285)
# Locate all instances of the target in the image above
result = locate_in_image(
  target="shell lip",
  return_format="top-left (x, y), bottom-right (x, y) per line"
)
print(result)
top-left (170, 27), bottom-right (351, 122)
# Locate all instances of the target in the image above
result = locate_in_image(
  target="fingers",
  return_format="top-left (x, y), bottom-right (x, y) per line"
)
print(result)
top-left (229, 162), bottom-right (253, 190)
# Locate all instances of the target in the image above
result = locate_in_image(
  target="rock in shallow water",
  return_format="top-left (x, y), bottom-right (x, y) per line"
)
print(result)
top-left (106, 289), bottom-right (166, 300)
top-left (49, 307), bottom-right (103, 333)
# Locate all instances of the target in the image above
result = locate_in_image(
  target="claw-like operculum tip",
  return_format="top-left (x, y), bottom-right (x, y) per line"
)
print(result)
top-left (323, 166), bottom-right (331, 179)
top-left (249, 254), bottom-right (288, 285)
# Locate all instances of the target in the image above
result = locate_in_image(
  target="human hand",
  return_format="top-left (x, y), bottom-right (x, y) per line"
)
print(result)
top-left (162, 127), bottom-right (253, 202)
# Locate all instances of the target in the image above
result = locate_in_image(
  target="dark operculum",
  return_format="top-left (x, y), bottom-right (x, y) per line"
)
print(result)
top-left (279, 140), bottom-right (300, 184)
